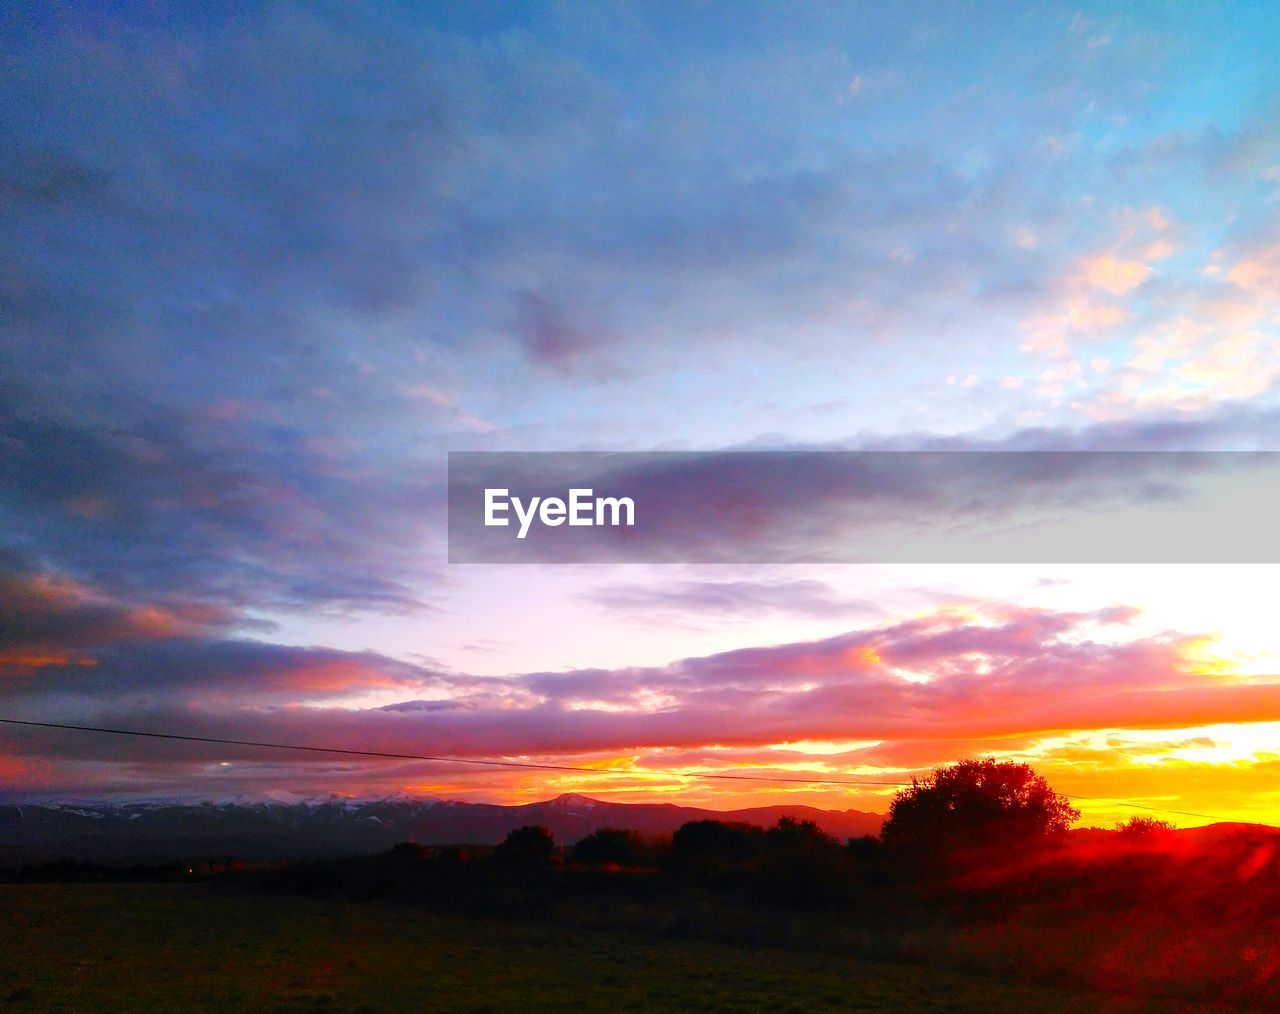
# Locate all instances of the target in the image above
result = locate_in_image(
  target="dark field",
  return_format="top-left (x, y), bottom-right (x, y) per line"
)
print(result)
top-left (0, 884), bottom-right (1101, 1012)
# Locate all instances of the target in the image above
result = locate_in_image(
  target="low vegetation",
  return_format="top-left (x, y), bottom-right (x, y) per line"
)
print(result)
top-left (6, 759), bottom-right (1277, 1010)
top-left (1, 883), bottom-right (1097, 1012)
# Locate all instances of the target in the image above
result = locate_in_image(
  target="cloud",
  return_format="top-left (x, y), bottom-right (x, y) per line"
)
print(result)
top-left (0, 555), bottom-right (242, 675)
top-left (449, 445), bottom-right (1280, 563)
top-left (5, 597), bottom-right (1279, 800)
top-left (582, 579), bottom-right (882, 622)
top-left (1225, 244), bottom-right (1280, 296)
top-left (0, 392), bottom-right (441, 613)
top-left (3, 1), bottom-right (1227, 419)
top-left (0, 3), bottom-right (1277, 814)
top-left (1, 6), bottom-right (1275, 597)
top-left (517, 292), bottom-right (611, 373)
top-left (1081, 254), bottom-right (1151, 296)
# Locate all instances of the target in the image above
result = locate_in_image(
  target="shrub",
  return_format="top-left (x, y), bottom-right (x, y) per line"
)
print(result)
top-left (1116, 816), bottom-right (1176, 837)
top-left (882, 759), bottom-right (1079, 872)
top-left (571, 828), bottom-right (649, 868)
top-left (493, 825), bottom-right (556, 867)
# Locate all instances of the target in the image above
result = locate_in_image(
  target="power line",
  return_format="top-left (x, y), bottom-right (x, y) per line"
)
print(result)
top-left (0, 718), bottom-right (911, 788)
top-left (1116, 801), bottom-right (1231, 822)
top-left (1057, 792), bottom-right (1231, 823)
top-left (0, 717), bottom-right (1242, 823)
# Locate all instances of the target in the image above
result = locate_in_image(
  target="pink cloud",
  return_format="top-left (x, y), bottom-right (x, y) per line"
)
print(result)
top-left (1080, 255), bottom-right (1151, 296)
top-left (7, 601), bottom-right (1277, 795)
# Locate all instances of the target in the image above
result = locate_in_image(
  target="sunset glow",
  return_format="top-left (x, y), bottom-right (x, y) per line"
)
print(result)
top-left (2, 2), bottom-right (1279, 835)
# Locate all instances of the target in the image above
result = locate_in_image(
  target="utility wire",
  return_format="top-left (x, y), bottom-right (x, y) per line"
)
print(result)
top-left (0, 718), bottom-right (911, 788)
top-left (0, 717), bottom-right (1242, 822)
top-left (1116, 801), bottom-right (1231, 821)
top-left (1055, 792), bottom-right (1231, 823)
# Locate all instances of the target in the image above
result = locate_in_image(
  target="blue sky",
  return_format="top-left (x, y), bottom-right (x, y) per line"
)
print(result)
top-left (2, 2), bottom-right (1279, 818)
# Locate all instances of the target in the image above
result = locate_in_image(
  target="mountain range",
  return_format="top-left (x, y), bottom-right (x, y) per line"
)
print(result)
top-left (0, 793), bottom-right (886, 865)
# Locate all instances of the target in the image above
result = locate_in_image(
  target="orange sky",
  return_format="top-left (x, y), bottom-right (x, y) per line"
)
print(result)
top-left (7, 565), bottom-right (1278, 829)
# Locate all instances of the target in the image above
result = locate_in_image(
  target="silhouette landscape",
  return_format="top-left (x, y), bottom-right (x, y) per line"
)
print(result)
top-left (5, 759), bottom-right (1280, 1008)
top-left (4, 0), bottom-right (1279, 1010)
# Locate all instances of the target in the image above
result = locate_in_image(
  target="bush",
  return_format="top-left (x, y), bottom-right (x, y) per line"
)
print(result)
top-left (882, 759), bottom-right (1079, 871)
top-left (493, 825), bottom-right (556, 867)
top-left (571, 828), bottom-right (650, 868)
top-left (1116, 816), bottom-right (1176, 837)
top-left (752, 818), bottom-right (851, 909)
top-left (671, 820), bottom-right (762, 871)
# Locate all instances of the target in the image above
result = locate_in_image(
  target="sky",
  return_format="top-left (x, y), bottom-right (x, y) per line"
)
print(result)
top-left (2, 1), bottom-right (1279, 826)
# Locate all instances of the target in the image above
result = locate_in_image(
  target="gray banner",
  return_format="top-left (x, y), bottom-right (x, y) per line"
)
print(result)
top-left (447, 451), bottom-right (1280, 563)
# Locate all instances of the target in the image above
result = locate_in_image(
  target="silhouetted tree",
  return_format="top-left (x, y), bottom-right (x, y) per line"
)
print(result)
top-left (493, 824), bottom-right (556, 866)
top-left (385, 842), bottom-right (430, 865)
top-left (571, 828), bottom-right (648, 868)
top-left (1116, 815), bottom-right (1175, 837)
top-left (671, 820), bottom-right (762, 870)
top-left (763, 817), bottom-right (839, 850)
top-left (845, 834), bottom-right (884, 862)
top-left (753, 817), bottom-right (849, 908)
top-left (882, 758), bottom-right (1079, 857)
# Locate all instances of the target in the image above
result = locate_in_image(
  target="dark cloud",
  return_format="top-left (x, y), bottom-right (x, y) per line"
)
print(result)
top-left (0, 393), bottom-right (440, 612)
top-left (0, 556), bottom-right (239, 675)
top-left (449, 447), bottom-right (1280, 563)
top-left (2, 0), bottom-right (1217, 412)
top-left (0, 635), bottom-right (436, 705)
top-left (3, 4), bottom-right (1276, 620)
top-left (517, 292), bottom-right (610, 373)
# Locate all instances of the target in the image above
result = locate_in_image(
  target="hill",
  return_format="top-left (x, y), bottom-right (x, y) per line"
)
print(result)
top-left (0, 793), bottom-right (884, 865)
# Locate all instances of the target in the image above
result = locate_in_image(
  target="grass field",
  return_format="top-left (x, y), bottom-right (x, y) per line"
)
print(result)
top-left (0, 883), bottom-right (1105, 1012)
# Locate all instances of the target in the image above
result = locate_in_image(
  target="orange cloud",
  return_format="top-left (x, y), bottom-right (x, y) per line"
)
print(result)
top-left (0, 649), bottom-right (97, 676)
top-left (1226, 244), bottom-right (1280, 294)
top-left (1081, 255), bottom-right (1151, 296)
top-left (6, 596), bottom-right (1279, 826)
